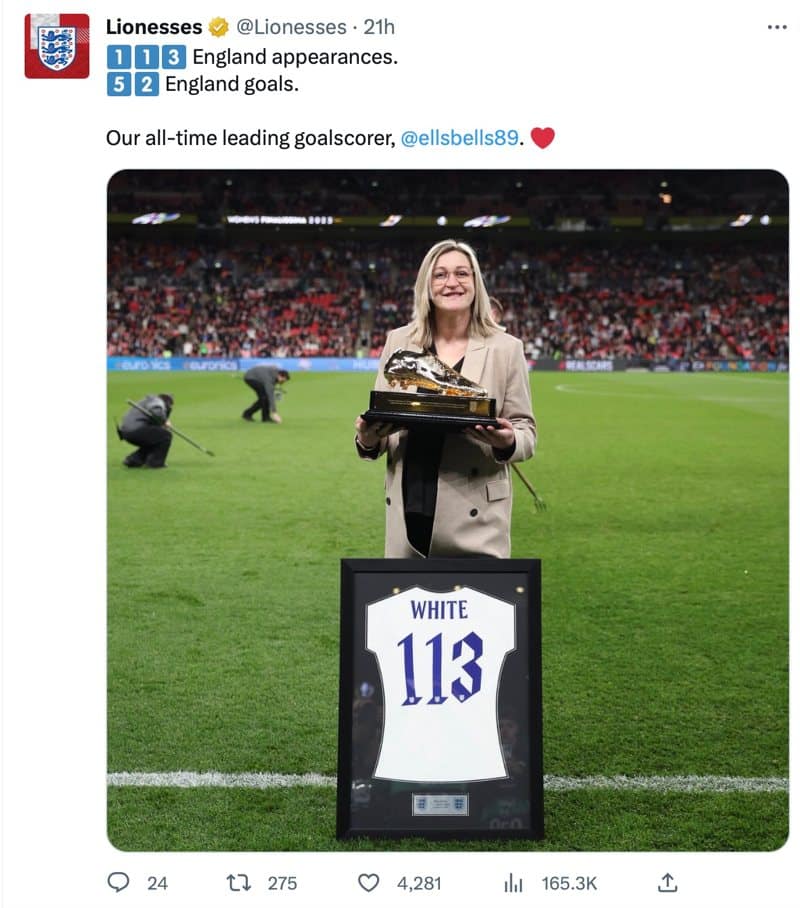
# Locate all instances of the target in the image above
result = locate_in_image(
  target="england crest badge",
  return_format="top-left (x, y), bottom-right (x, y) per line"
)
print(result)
top-left (25, 14), bottom-right (90, 79)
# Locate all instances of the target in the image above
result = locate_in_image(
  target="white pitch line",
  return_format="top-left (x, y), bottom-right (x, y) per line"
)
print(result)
top-left (107, 771), bottom-right (787, 794)
top-left (542, 774), bottom-right (787, 793)
top-left (108, 771), bottom-right (337, 789)
top-left (553, 383), bottom-right (784, 404)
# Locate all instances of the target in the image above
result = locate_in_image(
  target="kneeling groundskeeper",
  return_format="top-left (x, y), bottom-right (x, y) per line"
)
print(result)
top-left (118, 393), bottom-right (174, 469)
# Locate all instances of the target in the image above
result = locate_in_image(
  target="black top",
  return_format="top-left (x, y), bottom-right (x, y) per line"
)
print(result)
top-left (402, 426), bottom-right (448, 517)
top-left (401, 354), bottom-right (464, 549)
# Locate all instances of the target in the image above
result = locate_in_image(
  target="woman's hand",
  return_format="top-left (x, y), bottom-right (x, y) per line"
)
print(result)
top-left (355, 416), bottom-right (397, 450)
top-left (464, 416), bottom-right (516, 451)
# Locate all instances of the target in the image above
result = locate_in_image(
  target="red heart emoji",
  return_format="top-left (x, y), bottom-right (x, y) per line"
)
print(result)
top-left (530, 127), bottom-right (555, 149)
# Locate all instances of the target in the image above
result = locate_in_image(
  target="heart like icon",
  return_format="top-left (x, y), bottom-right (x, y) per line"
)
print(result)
top-left (530, 127), bottom-right (555, 149)
top-left (358, 873), bottom-right (380, 893)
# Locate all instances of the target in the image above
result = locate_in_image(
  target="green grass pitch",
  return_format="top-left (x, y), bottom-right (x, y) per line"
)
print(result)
top-left (107, 369), bottom-right (788, 851)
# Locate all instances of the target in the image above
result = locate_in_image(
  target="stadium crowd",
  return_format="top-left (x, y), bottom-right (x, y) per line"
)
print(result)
top-left (107, 237), bottom-right (788, 363)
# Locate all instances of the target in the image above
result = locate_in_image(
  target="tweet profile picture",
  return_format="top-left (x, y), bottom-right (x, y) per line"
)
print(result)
top-left (25, 13), bottom-right (90, 78)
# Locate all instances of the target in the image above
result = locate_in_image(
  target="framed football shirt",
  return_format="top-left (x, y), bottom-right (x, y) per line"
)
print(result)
top-left (337, 559), bottom-right (543, 840)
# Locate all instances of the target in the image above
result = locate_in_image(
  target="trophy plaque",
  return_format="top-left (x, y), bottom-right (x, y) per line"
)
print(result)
top-left (362, 350), bottom-right (500, 431)
top-left (337, 558), bottom-right (544, 841)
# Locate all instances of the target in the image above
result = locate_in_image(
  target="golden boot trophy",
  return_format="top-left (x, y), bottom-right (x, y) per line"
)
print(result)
top-left (363, 350), bottom-right (499, 430)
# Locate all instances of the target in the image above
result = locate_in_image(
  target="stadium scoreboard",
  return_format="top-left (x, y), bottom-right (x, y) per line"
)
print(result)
top-left (108, 211), bottom-right (789, 230)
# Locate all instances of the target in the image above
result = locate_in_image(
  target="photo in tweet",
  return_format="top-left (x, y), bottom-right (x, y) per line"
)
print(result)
top-left (106, 168), bottom-right (788, 852)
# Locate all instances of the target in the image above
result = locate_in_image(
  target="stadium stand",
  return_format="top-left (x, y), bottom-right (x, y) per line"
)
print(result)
top-left (108, 237), bottom-right (787, 363)
top-left (108, 171), bottom-right (788, 364)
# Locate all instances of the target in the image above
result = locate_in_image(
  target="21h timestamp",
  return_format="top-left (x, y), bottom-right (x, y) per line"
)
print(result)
top-left (542, 875), bottom-right (598, 892)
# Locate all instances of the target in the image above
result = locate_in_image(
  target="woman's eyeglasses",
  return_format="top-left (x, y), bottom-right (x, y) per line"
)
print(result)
top-left (431, 269), bottom-right (473, 285)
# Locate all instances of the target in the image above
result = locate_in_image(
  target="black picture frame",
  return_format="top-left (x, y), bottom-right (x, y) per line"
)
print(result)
top-left (337, 558), bottom-right (543, 841)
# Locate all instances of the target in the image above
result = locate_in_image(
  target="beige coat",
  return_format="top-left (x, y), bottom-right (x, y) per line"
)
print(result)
top-left (360, 324), bottom-right (537, 558)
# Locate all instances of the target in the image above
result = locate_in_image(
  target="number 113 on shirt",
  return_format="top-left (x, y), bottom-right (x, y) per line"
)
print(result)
top-left (367, 586), bottom-right (515, 782)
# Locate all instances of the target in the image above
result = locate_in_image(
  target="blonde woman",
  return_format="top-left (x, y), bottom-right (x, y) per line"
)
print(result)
top-left (355, 239), bottom-right (536, 558)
